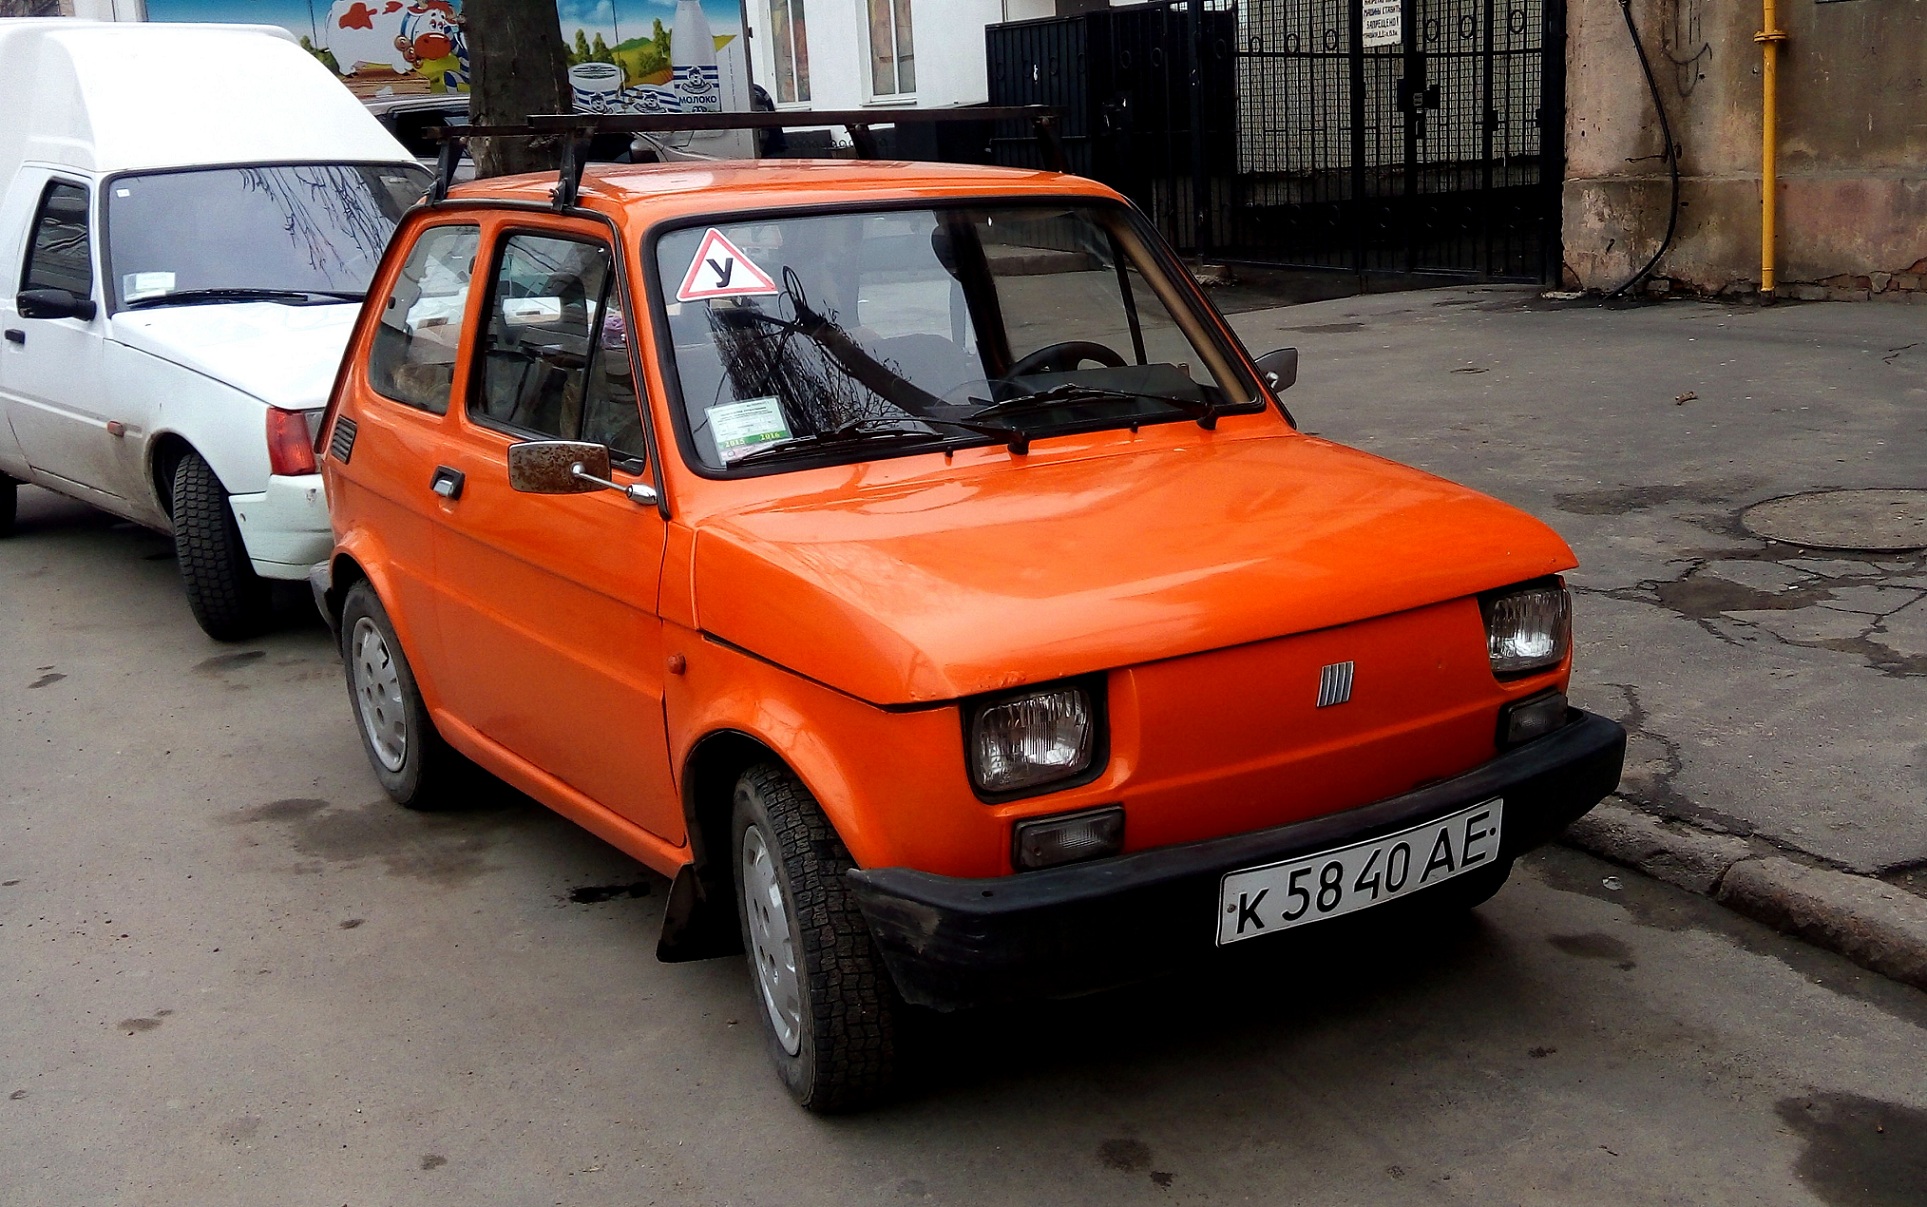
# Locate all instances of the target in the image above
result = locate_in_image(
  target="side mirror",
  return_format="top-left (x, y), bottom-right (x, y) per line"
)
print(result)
top-left (507, 439), bottom-right (658, 506)
top-left (1255, 347), bottom-right (1298, 393)
top-left (17, 288), bottom-right (97, 322)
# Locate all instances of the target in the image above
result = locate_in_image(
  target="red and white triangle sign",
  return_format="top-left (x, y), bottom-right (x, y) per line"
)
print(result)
top-left (676, 228), bottom-right (780, 302)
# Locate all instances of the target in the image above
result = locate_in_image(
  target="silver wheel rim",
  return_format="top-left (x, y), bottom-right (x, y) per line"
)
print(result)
top-left (741, 824), bottom-right (802, 1056)
top-left (350, 616), bottom-right (408, 774)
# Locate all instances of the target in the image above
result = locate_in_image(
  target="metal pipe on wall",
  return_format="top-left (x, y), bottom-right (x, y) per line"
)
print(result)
top-left (1755, 0), bottom-right (1787, 297)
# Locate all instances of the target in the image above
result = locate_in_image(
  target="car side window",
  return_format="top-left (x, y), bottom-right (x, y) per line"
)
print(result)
top-left (368, 224), bottom-right (480, 415)
top-left (473, 232), bottom-right (647, 467)
top-left (21, 180), bottom-right (93, 299)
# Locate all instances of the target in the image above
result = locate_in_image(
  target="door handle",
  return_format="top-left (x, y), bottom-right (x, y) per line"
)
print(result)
top-left (430, 465), bottom-right (465, 500)
top-left (3, 329), bottom-right (22, 345)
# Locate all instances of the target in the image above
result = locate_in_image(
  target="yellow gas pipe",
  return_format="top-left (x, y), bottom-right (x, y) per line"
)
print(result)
top-left (1755, 0), bottom-right (1787, 297)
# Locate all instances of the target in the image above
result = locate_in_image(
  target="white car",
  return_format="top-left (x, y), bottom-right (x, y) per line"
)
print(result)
top-left (0, 20), bottom-right (428, 639)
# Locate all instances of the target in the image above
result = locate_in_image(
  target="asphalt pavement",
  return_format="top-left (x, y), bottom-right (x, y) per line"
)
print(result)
top-left (4, 291), bottom-right (1927, 1203)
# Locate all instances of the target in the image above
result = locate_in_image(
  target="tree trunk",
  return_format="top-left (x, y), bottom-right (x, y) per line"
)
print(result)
top-left (462, 0), bottom-right (571, 178)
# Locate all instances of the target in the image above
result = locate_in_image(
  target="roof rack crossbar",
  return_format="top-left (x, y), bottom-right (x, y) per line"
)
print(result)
top-left (426, 105), bottom-right (1066, 202)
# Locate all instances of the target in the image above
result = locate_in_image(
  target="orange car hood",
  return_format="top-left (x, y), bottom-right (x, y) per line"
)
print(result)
top-left (692, 433), bottom-right (1576, 706)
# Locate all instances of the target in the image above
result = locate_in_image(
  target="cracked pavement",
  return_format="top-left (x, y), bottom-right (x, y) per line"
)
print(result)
top-left (1230, 286), bottom-right (1927, 878)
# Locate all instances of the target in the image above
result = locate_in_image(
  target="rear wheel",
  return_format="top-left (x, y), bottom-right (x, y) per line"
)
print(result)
top-left (733, 762), bottom-right (901, 1112)
top-left (340, 580), bottom-right (458, 809)
top-left (0, 473), bottom-right (15, 537)
top-left (171, 451), bottom-right (271, 640)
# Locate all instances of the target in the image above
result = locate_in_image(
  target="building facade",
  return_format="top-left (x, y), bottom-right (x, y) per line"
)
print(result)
top-left (744, 0), bottom-right (1055, 112)
top-left (1563, 0), bottom-right (1926, 298)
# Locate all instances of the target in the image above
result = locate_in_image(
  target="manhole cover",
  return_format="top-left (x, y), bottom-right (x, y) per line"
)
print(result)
top-left (1741, 489), bottom-right (1927, 552)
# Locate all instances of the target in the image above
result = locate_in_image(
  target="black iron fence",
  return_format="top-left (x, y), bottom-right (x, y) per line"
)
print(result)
top-left (987, 0), bottom-right (1564, 283)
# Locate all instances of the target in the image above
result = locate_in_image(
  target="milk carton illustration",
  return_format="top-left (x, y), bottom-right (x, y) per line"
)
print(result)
top-left (568, 60), bottom-right (624, 112)
top-left (671, 0), bottom-right (721, 112)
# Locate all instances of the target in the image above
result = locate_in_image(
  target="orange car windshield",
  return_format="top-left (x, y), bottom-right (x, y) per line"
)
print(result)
top-left (652, 202), bottom-right (1259, 473)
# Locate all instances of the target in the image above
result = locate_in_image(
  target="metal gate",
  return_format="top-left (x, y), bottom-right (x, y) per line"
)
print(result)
top-left (1230, 0), bottom-right (1561, 278)
top-left (986, 0), bottom-right (1564, 282)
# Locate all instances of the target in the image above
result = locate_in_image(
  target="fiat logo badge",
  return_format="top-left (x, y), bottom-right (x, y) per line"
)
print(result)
top-left (1316, 661), bottom-right (1355, 708)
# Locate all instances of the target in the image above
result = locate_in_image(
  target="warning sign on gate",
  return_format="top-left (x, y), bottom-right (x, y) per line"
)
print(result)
top-left (676, 228), bottom-right (781, 302)
top-left (1362, 0), bottom-right (1401, 47)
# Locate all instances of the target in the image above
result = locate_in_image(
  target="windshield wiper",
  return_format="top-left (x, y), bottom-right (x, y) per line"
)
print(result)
top-left (125, 287), bottom-right (364, 310)
top-left (969, 383), bottom-right (1249, 431)
top-left (727, 414), bottom-right (1027, 468)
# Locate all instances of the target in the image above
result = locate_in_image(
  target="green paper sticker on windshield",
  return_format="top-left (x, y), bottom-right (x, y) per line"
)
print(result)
top-left (707, 396), bottom-right (792, 464)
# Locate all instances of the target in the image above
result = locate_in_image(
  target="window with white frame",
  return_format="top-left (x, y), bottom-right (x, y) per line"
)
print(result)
top-left (768, 0), bottom-right (811, 104)
top-left (866, 0), bottom-right (914, 97)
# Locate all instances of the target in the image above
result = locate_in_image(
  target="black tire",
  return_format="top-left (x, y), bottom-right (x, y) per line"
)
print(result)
top-left (171, 451), bottom-right (271, 641)
top-left (0, 473), bottom-right (15, 537)
top-left (339, 579), bottom-right (458, 809)
top-left (733, 762), bottom-right (900, 1112)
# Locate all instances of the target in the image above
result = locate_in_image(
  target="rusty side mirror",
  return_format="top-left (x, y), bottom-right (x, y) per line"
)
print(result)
top-left (506, 440), bottom-right (611, 494)
top-left (506, 439), bottom-right (658, 506)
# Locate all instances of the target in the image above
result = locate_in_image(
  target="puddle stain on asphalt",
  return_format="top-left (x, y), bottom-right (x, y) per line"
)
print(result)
top-left (1098, 1138), bottom-right (1152, 1172)
top-left (1280, 321), bottom-right (1366, 334)
top-left (1548, 932), bottom-right (1636, 968)
top-left (420, 1154), bottom-right (448, 1171)
top-left (1553, 479), bottom-right (1765, 517)
top-left (224, 797), bottom-right (515, 886)
top-left (27, 672), bottom-right (65, 689)
top-left (1096, 1138), bottom-right (1174, 1189)
top-left (1777, 1092), bottom-right (1927, 1207)
top-left (118, 1017), bottom-right (163, 1034)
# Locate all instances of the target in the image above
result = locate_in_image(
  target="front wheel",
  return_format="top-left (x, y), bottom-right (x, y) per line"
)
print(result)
top-left (734, 762), bottom-right (901, 1112)
top-left (0, 473), bottom-right (16, 537)
top-left (171, 451), bottom-right (271, 640)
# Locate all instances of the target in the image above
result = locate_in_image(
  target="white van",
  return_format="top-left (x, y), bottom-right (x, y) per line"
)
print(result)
top-left (0, 20), bottom-right (429, 639)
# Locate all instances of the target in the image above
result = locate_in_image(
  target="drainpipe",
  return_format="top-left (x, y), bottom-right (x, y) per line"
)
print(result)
top-left (1755, 0), bottom-right (1787, 298)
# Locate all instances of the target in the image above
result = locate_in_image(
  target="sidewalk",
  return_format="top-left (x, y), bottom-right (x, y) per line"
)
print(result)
top-left (1224, 284), bottom-right (1927, 990)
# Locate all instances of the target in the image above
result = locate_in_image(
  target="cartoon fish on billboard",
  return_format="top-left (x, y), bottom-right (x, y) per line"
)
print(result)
top-left (328, 0), bottom-right (469, 91)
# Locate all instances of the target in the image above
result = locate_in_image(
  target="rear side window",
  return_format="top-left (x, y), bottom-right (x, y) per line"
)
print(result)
top-left (368, 225), bottom-right (479, 414)
top-left (22, 181), bottom-right (92, 299)
top-left (472, 232), bottom-right (647, 466)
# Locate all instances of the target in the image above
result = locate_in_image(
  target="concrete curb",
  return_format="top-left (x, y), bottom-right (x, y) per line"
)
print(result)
top-left (1561, 800), bottom-right (1927, 993)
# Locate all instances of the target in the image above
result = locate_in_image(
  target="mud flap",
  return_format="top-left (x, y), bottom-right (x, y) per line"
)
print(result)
top-left (656, 862), bottom-right (745, 962)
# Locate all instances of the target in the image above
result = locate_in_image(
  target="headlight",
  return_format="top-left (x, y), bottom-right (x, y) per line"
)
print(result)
top-left (968, 683), bottom-right (1098, 794)
top-left (1482, 580), bottom-right (1571, 675)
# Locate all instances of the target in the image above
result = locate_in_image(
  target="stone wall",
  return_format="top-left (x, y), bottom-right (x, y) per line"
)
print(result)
top-left (1562, 0), bottom-right (1927, 298)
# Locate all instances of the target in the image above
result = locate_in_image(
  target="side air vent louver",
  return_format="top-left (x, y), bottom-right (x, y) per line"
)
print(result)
top-left (328, 415), bottom-right (358, 463)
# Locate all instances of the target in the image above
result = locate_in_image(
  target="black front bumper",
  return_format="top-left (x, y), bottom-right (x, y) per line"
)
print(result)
top-left (847, 710), bottom-right (1625, 1011)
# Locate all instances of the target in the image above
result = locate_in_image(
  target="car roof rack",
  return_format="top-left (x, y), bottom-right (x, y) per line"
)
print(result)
top-left (425, 105), bottom-right (1066, 209)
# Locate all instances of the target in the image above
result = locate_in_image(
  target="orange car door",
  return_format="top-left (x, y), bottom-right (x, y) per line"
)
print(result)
top-left (427, 225), bottom-right (682, 843)
top-left (334, 221), bottom-right (485, 675)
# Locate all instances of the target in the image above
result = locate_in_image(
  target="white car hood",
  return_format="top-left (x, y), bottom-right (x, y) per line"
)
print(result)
top-left (110, 302), bottom-right (362, 411)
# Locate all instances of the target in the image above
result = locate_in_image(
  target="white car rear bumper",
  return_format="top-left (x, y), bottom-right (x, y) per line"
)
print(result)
top-left (229, 473), bottom-right (330, 580)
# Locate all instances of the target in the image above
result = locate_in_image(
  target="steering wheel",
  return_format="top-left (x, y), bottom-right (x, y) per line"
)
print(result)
top-left (1007, 340), bottom-right (1127, 376)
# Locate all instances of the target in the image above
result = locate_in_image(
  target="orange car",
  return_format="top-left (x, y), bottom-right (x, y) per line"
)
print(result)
top-left (314, 158), bottom-right (1624, 1111)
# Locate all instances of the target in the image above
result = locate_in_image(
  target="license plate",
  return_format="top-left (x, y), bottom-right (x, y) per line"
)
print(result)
top-left (1216, 799), bottom-right (1504, 946)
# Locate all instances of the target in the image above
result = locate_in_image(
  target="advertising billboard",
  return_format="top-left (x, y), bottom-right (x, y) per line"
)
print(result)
top-left (143, 0), bottom-right (752, 116)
